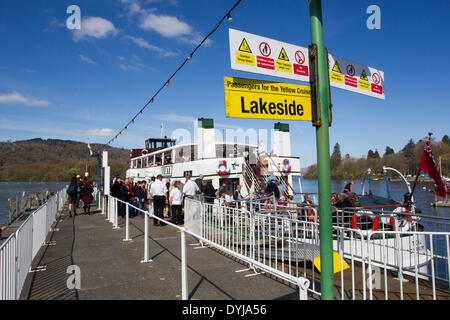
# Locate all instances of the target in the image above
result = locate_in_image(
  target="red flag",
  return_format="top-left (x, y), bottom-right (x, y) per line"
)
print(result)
top-left (419, 134), bottom-right (448, 197)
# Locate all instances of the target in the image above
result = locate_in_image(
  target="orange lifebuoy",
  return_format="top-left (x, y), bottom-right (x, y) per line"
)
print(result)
top-left (352, 213), bottom-right (379, 231)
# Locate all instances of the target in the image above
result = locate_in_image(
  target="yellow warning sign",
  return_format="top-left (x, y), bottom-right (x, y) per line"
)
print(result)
top-left (358, 79), bottom-right (370, 91)
top-left (238, 38), bottom-right (252, 53)
top-left (313, 252), bottom-right (350, 274)
top-left (276, 60), bottom-right (292, 73)
top-left (360, 69), bottom-right (368, 81)
top-left (330, 71), bottom-right (343, 83)
top-left (224, 77), bottom-right (311, 121)
top-left (236, 52), bottom-right (255, 66)
top-left (332, 61), bottom-right (341, 73)
top-left (278, 47), bottom-right (289, 61)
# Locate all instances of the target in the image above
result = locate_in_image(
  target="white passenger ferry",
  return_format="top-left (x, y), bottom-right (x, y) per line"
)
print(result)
top-left (126, 118), bottom-right (301, 198)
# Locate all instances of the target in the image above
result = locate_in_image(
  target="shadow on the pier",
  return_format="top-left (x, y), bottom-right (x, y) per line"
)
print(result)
top-left (23, 206), bottom-right (80, 300)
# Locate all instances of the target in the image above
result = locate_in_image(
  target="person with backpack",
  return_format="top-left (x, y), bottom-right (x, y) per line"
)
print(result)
top-left (81, 178), bottom-right (94, 215)
top-left (67, 176), bottom-right (78, 217)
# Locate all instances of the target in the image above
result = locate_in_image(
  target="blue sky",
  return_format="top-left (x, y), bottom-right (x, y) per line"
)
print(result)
top-left (0, 0), bottom-right (449, 167)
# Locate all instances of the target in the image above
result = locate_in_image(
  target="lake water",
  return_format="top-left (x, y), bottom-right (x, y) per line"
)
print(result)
top-left (0, 181), bottom-right (68, 226)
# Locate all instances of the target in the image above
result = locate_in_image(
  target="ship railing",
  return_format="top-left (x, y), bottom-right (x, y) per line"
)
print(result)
top-left (193, 200), bottom-right (450, 300)
top-left (0, 186), bottom-right (68, 300)
top-left (99, 195), bottom-right (310, 300)
top-left (365, 230), bottom-right (450, 300)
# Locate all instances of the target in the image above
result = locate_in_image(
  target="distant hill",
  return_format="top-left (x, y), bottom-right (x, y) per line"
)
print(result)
top-left (0, 138), bottom-right (130, 181)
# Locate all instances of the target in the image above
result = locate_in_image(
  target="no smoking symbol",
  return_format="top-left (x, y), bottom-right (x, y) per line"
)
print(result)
top-left (372, 73), bottom-right (381, 84)
top-left (295, 51), bottom-right (305, 65)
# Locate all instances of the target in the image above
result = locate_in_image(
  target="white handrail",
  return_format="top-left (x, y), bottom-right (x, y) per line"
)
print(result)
top-left (0, 186), bottom-right (68, 300)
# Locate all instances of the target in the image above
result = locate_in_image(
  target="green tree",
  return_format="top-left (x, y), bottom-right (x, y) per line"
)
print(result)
top-left (384, 146), bottom-right (395, 156)
top-left (443, 135), bottom-right (450, 146)
top-left (330, 143), bottom-right (342, 170)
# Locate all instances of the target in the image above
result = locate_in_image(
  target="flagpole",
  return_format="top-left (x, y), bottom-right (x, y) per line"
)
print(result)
top-left (409, 167), bottom-right (421, 198)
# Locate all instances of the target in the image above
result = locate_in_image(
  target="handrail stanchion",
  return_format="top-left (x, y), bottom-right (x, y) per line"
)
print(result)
top-left (181, 230), bottom-right (188, 300)
top-left (124, 204), bottom-right (131, 241)
top-left (141, 211), bottom-right (151, 263)
top-left (114, 199), bottom-right (120, 229)
top-left (298, 277), bottom-right (310, 300)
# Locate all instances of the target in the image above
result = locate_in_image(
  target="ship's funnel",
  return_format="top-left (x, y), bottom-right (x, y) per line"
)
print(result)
top-left (272, 122), bottom-right (291, 157)
top-left (198, 118), bottom-right (215, 159)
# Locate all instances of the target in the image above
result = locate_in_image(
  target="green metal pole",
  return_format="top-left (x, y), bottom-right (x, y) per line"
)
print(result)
top-left (308, 0), bottom-right (334, 300)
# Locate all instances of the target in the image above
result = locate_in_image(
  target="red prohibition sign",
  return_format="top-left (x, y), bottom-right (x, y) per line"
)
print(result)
top-left (259, 42), bottom-right (271, 57)
top-left (372, 72), bottom-right (381, 84)
top-left (295, 51), bottom-right (305, 65)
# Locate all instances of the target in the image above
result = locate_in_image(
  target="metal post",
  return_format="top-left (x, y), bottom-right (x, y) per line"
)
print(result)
top-left (308, 0), bottom-right (334, 300)
top-left (124, 204), bottom-right (131, 241)
top-left (181, 230), bottom-right (188, 300)
top-left (141, 211), bottom-right (151, 263)
top-left (114, 199), bottom-right (119, 229)
top-left (96, 156), bottom-right (100, 207)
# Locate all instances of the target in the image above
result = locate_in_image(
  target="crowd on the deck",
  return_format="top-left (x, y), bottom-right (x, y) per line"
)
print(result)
top-left (66, 170), bottom-right (359, 225)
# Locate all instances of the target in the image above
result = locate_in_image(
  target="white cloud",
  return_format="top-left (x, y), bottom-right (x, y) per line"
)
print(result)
top-left (73, 16), bottom-right (118, 41)
top-left (79, 54), bottom-right (97, 65)
top-left (139, 13), bottom-right (192, 38)
top-left (0, 91), bottom-right (50, 107)
top-left (78, 128), bottom-right (116, 137)
top-left (126, 35), bottom-right (177, 57)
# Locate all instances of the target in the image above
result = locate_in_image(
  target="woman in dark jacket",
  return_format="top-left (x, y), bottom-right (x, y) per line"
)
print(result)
top-left (81, 178), bottom-right (94, 215)
top-left (203, 180), bottom-right (216, 204)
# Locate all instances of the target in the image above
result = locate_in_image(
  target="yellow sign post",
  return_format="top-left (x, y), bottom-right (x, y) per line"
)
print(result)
top-left (224, 77), bottom-right (312, 121)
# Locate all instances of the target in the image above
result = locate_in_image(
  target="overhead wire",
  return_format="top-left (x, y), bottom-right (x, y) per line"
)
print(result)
top-left (98, 0), bottom-right (243, 152)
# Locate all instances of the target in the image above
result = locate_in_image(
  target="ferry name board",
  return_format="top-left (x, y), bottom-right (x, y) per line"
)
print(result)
top-left (224, 77), bottom-right (312, 121)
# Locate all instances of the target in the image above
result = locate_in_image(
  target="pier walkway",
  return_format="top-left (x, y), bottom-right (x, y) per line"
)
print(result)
top-left (19, 203), bottom-right (299, 300)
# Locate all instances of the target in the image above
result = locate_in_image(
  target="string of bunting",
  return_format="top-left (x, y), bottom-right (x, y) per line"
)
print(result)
top-left (98, 0), bottom-right (242, 152)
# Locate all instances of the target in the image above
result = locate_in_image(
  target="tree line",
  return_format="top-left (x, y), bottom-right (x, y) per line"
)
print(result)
top-left (304, 135), bottom-right (450, 180)
top-left (0, 138), bottom-right (130, 182)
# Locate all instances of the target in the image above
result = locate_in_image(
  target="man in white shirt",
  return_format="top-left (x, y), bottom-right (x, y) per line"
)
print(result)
top-left (150, 174), bottom-right (168, 226)
top-left (169, 181), bottom-right (183, 225)
top-left (182, 174), bottom-right (199, 198)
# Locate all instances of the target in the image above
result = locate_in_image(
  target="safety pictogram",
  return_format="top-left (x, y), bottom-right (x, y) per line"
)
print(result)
top-left (372, 72), bottom-right (381, 84)
top-left (238, 38), bottom-right (252, 53)
top-left (346, 64), bottom-right (355, 76)
top-left (259, 42), bottom-right (271, 57)
top-left (332, 61), bottom-right (341, 73)
top-left (360, 69), bottom-right (368, 81)
top-left (278, 47), bottom-right (289, 61)
top-left (295, 51), bottom-right (305, 65)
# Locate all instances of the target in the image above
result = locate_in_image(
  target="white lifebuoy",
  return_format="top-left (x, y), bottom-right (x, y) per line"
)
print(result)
top-left (217, 160), bottom-right (229, 175)
top-left (141, 149), bottom-right (148, 156)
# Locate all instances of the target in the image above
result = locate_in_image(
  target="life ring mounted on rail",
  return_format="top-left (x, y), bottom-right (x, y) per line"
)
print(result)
top-left (390, 207), bottom-right (413, 231)
top-left (282, 159), bottom-right (291, 173)
top-left (141, 149), bottom-right (148, 156)
top-left (351, 210), bottom-right (379, 232)
top-left (217, 160), bottom-right (229, 175)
